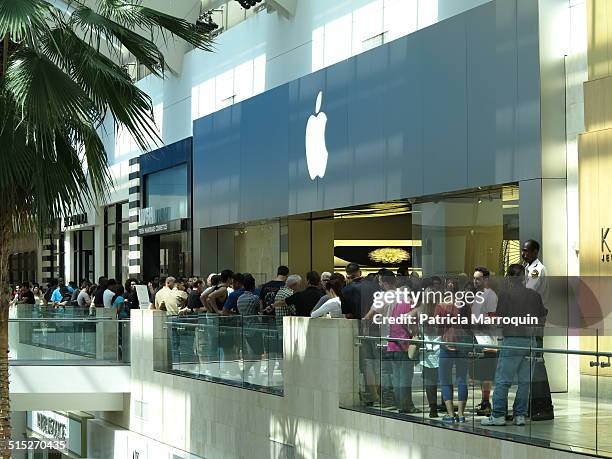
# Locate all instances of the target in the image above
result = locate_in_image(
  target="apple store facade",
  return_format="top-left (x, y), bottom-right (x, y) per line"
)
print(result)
top-left (191, 1), bottom-right (566, 284)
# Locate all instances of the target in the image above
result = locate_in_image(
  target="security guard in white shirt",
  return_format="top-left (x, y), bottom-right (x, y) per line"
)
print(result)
top-left (523, 242), bottom-right (548, 307)
top-left (520, 239), bottom-right (554, 421)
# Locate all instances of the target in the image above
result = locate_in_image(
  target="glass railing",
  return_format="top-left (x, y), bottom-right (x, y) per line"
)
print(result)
top-left (9, 306), bottom-right (130, 364)
top-left (342, 326), bottom-right (612, 457)
top-left (155, 314), bottom-right (283, 395)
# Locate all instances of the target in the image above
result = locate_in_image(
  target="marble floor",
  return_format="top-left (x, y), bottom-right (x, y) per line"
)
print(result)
top-left (356, 388), bottom-right (612, 457)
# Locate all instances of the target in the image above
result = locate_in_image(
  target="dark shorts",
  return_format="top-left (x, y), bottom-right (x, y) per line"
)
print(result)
top-left (470, 350), bottom-right (498, 381)
top-left (358, 338), bottom-right (381, 375)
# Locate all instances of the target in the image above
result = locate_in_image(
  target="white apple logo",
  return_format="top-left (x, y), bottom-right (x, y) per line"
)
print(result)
top-left (305, 91), bottom-right (329, 180)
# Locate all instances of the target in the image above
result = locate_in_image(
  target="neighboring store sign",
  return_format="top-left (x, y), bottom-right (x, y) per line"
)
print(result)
top-left (138, 218), bottom-right (187, 236)
top-left (34, 411), bottom-right (68, 441)
top-left (27, 410), bottom-right (87, 457)
top-left (139, 206), bottom-right (171, 227)
top-left (64, 213), bottom-right (88, 228)
top-left (602, 227), bottom-right (611, 262)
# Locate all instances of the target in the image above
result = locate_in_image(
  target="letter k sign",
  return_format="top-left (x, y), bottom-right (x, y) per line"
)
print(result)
top-left (602, 228), bottom-right (611, 253)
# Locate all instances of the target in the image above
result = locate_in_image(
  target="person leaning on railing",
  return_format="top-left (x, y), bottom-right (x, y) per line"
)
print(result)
top-left (12, 282), bottom-right (36, 306)
top-left (481, 263), bottom-right (548, 427)
top-left (76, 281), bottom-right (92, 309)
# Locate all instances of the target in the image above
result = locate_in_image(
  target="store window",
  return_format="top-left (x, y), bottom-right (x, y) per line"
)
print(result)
top-left (411, 184), bottom-right (520, 276)
top-left (144, 164), bottom-right (188, 222)
top-left (198, 184), bottom-right (519, 281)
top-left (71, 230), bottom-right (95, 283)
top-left (8, 251), bottom-right (37, 284)
top-left (104, 202), bottom-right (129, 281)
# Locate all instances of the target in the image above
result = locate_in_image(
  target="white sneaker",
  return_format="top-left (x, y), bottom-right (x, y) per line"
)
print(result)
top-left (513, 415), bottom-right (526, 426)
top-left (481, 416), bottom-right (506, 426)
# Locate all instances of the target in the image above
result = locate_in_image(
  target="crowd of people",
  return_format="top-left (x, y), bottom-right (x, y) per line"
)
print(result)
top-left (9, 239), bottom-right (554, 427)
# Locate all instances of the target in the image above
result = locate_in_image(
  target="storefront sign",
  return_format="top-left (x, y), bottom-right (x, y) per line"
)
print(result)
top-left (139, 206), bottom-right (171, 226)
top-left (138, 218), bottom-right (186, 236)
top-left (27, 410), bottom-right (88, 457)
top-left (64, 213), bottom-right (88, 228)
top-left (602, 227), bottom-right (611, 262)
top-left (35, 411), bottom-right (67, 441)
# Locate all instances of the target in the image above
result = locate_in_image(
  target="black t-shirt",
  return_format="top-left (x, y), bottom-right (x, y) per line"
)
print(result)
top-left (19, 291), bottom-right (35, 305)
top-left (497, 285), bottom-right (547, 336)
top-left (187, 291), bottom-right (203, 310)
top-left (341, 278), bottom-right (363, 319)
top-left (93, 287), bottom-right (105, 306)
top-left (125, 290), bottom-right (139, 310)
top-left (259, 280), bottom-right (285, 308)
top-left (286, 286), bottom-right (325, 317)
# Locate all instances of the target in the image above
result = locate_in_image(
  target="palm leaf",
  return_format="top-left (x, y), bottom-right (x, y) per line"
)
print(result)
top-left (0, 0), bottom-right (51, 42)
top-left (41, 27), bottom-right (161, 151)
top-left (69, 4), bottom-right (165, 76)
top-left (5, 47), bottom-right (101, 155)
top-left (96, 0), bottom-right (213, 52)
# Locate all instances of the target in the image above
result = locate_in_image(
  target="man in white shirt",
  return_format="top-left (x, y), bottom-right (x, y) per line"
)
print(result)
top-left (521, 239), bottom-right (554, 421)
top-left (523, 240), bottom-right (549, 307)
top-left (472, 267), bottom-right (498, 416)
top-left (102, 279), bottom-right (118, 308)
top-left (154, 277), bottom-right (188, 315)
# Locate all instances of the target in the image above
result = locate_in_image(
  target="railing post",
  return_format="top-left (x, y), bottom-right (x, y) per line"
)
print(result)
top-left (152, 310), bottom-right (168, 371)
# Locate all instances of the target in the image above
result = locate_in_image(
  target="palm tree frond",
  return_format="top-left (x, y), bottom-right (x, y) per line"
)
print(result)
top-left (96, 0), bottom-right (213, 52)
top-left (0, 0), bottom-right (51, 42)
top-left (4, 47), bottom-right (101, 155)
top-left (69, 4), bottom-right (165, 77)
top-left (41, 27), bottom-right (161, 151)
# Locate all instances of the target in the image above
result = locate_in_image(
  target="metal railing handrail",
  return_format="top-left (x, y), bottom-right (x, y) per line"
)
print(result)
top-left (355, 334), bottom-right (612, 358)
top-left (9, 318), bottom-right (130, 323)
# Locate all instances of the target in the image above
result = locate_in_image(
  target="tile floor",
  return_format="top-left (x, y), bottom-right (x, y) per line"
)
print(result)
top-left (352, 388), bottom-right (612, 457)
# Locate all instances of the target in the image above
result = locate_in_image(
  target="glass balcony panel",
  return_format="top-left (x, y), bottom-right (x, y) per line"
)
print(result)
top-left (9, 306), bottom-right (128, 364)
top-left (159, 312), bottom-right (283, 395)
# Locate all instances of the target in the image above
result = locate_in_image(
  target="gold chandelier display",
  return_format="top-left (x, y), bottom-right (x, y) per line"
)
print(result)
top-left (368, 247), bottom-right (410, 264)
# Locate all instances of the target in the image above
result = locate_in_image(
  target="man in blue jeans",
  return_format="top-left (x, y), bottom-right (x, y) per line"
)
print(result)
top-left (482, 264), bottom-right (547, 427)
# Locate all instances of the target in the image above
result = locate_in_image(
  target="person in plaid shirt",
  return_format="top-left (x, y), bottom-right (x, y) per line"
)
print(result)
top-left (268, 275), bottom-right (302, 325)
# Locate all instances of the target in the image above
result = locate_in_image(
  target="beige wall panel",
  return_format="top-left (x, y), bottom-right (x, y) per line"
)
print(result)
top-left (584, 77), bottom-right (612, 134)
top-left (579, 131), bottom-right (600, 276)
top-left (288, 219), bottom-right (311, 278)
top-left (587, 0), bottom-right (611, 79)
top-left (598, 130), bottom-right (612, 276)
top-left (584, 78), bottom-right (604, 131)
top-left (311, 219), bottom-right (334, 274)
